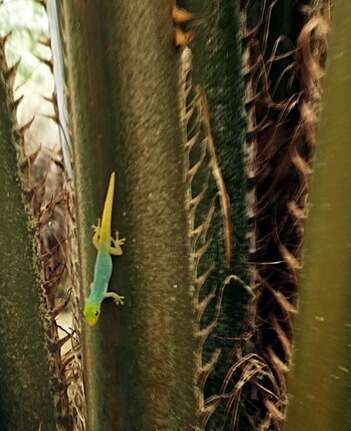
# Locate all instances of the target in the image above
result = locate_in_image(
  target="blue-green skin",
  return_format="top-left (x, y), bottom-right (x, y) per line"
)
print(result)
top-left (84, 247), bottom-right (124, 326)
top-left (86, 251), bottom-right (112, 308)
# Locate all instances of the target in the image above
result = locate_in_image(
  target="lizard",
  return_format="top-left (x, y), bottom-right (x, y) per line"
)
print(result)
top-left (83, 172), bottom-right (125, 326)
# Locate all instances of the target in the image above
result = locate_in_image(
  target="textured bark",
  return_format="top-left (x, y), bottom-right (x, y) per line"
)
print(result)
top-left (61, 2), bottom-right (199, 430)
top-left (177, 1), bottom-right (251, 428)
top-left (0, 40), bottom-right (57, 431)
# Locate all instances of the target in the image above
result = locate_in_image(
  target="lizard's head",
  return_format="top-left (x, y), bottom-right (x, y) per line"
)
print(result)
top-left (83, 302), bottom-right (101, 326)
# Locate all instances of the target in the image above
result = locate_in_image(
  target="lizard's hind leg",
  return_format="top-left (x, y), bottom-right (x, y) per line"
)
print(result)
top-left (104, 292), bottom-right (125, 305)
top-left (92, 218), bottom-right (102, 249)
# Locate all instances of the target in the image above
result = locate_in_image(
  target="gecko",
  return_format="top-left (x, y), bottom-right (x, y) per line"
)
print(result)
top-left (83, 172), bottom-right (125, 326)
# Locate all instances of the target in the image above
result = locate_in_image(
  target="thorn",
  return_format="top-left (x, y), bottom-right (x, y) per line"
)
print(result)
top-left (172, 5), bottom-right (194, 23)
top-left (195, 264), bottom-right (215, 291)
top-left (11, 94), bottom-right (24, 111)
top-left (197, 196), bottom-right (217, 243)
top-left (60, 351), bottom-right (76, 371)
top-left (186, 183), bottom-right (208, 211)
top-left (26, 144), bottom-right (42, 165)
top-left (279, 242), bottom-right (301, 273)
top-left (272, 289), bottom-right (297, 315)
top-left (35, 0), bottom-right (47, 7)
top-left (186, 140), bottom-right (207, 183)
top-left (50, 155), bottom-right (65, 171)
top-left (5, 58), bottom-right (21, 89)
top-left (196, 279), bottom-right (216, 317)
top-left (194, 319), bottom-right (216, 341)
top-left (16, 116), bottom-right (35, 136)
top-left (287, 200), bottom-right (307, 221)
top-left (40, 112), bottom-right (60, 125)
top-left (42, 91), bottom-right (57, 106)
top-left (184, 129), bottom-right (200, 151)
top-left (42, 92), bottom-right (59, 120)
top-left (192, 238), bottom-right (211, 265)
top-left (36, 55), bottom-right (53, 73)
top-left (0, 31), bottom-right (12, 48)
top-left (267, 347), bottom-right (290, 373)
top-left (56, 332), bottom-right (72, 349)
top-left (50, 290), bottom-right (72, 318)
top-left (38, 36), bottom-right (51, 47)
top-left (174, 28), bottom-right (194, 48)
top-left (199, 396), bottom-right (221, 427)
top-left (196, 349), bottom-right (221, 389)
top-left (184, 99), bottom-right (198, 124)
top-left (264, 398), bottom-right (285, 421)
top-left (272, 317), bottom-right (292, 358)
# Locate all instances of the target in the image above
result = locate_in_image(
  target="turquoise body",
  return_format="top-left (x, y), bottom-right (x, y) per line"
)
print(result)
top-left (86, 251), bottom-right (113, 305)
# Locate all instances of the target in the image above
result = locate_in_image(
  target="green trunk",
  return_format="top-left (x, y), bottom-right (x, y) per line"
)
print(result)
top-left (286, 4), bottom-right (351, 431)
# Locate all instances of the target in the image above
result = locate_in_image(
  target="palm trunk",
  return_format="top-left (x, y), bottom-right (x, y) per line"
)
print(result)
top-left (286, 3), bottom-right (351, 430)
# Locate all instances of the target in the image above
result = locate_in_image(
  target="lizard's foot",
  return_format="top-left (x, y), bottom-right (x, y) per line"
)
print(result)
top-left (92, 219), bottom-right (102, 249)
top-left (104, 292), bottom-right (125, 305)
top-left (112, 231), bottom-right (126, 248)
top-left (109, 231), bottom-right (125, 255)
top-left (92, 218), bottom-right (101, 232)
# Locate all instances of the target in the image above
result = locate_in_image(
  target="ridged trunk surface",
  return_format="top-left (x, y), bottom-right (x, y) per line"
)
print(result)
top-left (61, 2), bottom-right (198, 430)
top-left (0, 40), bottom-right (57, 430)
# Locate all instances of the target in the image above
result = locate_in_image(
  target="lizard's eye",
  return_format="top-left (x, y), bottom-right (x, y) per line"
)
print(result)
top-left (95, 311), bottom-right (99, 316)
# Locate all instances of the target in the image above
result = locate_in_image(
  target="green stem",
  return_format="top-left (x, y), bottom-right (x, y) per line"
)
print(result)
top-left (286, 4), bottom-right (351, 431)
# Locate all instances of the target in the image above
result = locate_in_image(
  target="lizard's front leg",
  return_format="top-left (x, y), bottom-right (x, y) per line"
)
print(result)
top-left (109, 231), bottom-right (126, 256)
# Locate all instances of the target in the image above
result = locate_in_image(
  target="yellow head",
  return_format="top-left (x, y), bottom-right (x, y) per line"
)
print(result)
top-left (83, 302), bottom-right (101, 326)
